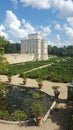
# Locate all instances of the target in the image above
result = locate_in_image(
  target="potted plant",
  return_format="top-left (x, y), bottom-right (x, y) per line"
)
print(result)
top-left (31, 102), bottom-right (44, 125)
top-left (52, 85), bottom-right (60, 99)
top-left (19, 73), bottom-right (27, 85)
top-left (36, 78), bottom-right (43, 89)
top-left (7, 72), bottom-right (13, 83)
top-left (22, 73), bottom-right (27, 85)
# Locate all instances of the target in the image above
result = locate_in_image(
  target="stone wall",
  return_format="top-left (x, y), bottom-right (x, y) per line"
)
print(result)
top-left (4, 54), bottom-right (34, 64)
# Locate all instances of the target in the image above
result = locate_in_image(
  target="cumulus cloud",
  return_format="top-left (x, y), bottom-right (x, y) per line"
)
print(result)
top-left (4, 10), bottom-right (51, 41)
top-left (19, 0), bottom-right (73, 18)
top-left (5, 10), bottom-right (21, 30)
top-left (4, 10), bottom-right (36, 40)
top-left (22, 19), bottom-right (36, 33)
top-left (63, 24), bottom-right (73, 39)
top-left (56, 34), bottom-right (60, 42)
top-left (38, 26), bottom-right (51, 38)
top-left (64, 26), bottom-right (73, 38)
top-left (54, 24), bottom-right (62, 30)
top-left (48, 40), bottom-right (72, 47)
top-left (20, 0), bottom-right (51, 9)
top-left (67, 17), bottom-right (73, 28)
top-left (0, 24), bottom-right (8, 39)
top-left (52, 0), bottom-right (73, 18)
top-left (48, 40), bottom-right (55, 46)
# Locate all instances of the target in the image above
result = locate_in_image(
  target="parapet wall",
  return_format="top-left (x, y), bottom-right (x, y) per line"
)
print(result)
top-left (4, 54), bottom-right (34, 64)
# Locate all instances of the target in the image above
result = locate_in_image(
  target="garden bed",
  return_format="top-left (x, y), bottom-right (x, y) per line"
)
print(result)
top-left (0, 84), bottom-right (54, 121)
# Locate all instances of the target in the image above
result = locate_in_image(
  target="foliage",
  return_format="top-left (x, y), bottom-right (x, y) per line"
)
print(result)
top-left (69, 115), bottom-right (73, 130)
top-left (31, 102), bottom-right (44, 117)
top-left (4, 43), bottom-right (20, 54)
top-left (32, 92), bottom-right (43, 99)
top-left (11, 110), bottom-right (27, 121)
top-left (0, 36), bottom-right (8, 54)
top-left (48, 45), bottom-right (73, 57)
top-left (0, 81), bottom-right (5, 91)
top-left (8, 57), bottom-right (57, 75)
top-left (0, 110), bottom-right (9, 120)
top-left (0, 84), bottom-right (53, 121)
top-left (26, 57), bottom-right (73, 83)
top-left (0, 55), bottom-right (9, 74)
top-left (68, 88), bottom-right (73, 101)
top-left (0, 36), bottom-right (9, 74)
top-left (52, 86), bottom-right (59, 91)
top-left (19, 73), bottom-right (27, 79)
top-left (36, 77), bottom-right (43, 84)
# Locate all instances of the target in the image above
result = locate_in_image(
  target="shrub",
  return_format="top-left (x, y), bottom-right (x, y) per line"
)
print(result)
top-left (69, 115), bottom-right (73, 130)
top-left (32, 92), bottom-right (43, 99)
top-left (0, 110), bottom-right (9, 120)
top-left (11, 110), bottom-right (27, 121)
top-left (52, 86), bottom-right (59, 91)
top-left (31, 102), bottom-right (44, 117)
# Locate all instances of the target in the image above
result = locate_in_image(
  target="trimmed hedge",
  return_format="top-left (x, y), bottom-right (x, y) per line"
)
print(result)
top-left (7, 57), bottom-right (58, 75)
top-left (26, 57), bottom-right (73, 83)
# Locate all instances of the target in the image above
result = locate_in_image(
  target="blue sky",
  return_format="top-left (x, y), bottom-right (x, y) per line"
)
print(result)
top-left (0, 0), bottom-right (73, 47)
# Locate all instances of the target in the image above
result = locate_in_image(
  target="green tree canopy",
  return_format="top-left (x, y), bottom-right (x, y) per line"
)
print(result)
top-left (0, 36), bottom-right (8, 54)
top-left (0, 36), bottom-right (9, 74)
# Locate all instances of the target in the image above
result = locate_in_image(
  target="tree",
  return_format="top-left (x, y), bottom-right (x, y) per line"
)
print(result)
top-left (5, 42), bottom-right (21, 54)
top-left (0, 36), bottom-right (8, 54)
top-left (48, 45), bottom-right (73, 57)
top-left (0, 36), bottom-right (9, 74)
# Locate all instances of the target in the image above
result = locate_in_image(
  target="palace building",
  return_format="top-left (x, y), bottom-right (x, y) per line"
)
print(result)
top-left (21, 33), bottom-right (48, 60)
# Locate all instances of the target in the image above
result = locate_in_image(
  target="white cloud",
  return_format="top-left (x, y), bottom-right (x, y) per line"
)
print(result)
top-left (19, 0), bottom-right (73, 18)
top-left (52, 0), bottom-right (73, 18)
top-left (54, 24), bottom-right (62, 30)
top-left (48, 40), bottom-right (55, 46)
top-left (65, 40), bottom-right (73, 46)
top-left (4, 10), bottom-right (51, 41)
top-left (9, 39), bottom-right (15, 43)
top-left (0, 24), bottom-right (8, 39)
top-left (39, 26), bottom-right (51, 38)
top-left (56, 34), bottom-right (60, 42)
top-left (67, 17), bottom-right (73, 28)
top-left (22, 19), bottom-right (36, 33)
top-left (20, 0), bottom-right (51, 9)
top-left (63, 24), bottom-right (73, 39)
top-left (5, 10), bottom-right (21, 30)
top-left (4, 10), bottom-right (36, 40)
top-left (48, 40), bottom-right (72, 47)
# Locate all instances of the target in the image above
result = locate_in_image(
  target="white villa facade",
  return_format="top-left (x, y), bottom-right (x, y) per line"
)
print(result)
top-left (21, 33), bottom-right (48, 60)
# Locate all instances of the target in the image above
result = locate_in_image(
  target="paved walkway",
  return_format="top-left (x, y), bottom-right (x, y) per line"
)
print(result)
top-left (23, 63), bottom-right (53, 73)
top-left (0, 75), bottom-right (72, 130)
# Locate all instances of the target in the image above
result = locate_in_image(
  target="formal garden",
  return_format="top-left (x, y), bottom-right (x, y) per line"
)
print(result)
top-left (6, 57), bottom-right (58, 75)
top-left (0, 36), bottom-right (73, 129)
top-left (2, 57), bottom-right (72, 83)
top-left (24, 57), bottom-right (73, 83)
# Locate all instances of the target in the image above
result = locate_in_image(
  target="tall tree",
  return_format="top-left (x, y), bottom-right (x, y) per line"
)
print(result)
top-left (0, 36), bottom-right (9, 74)
top-left (5, 43), bottom-right (21, 53)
